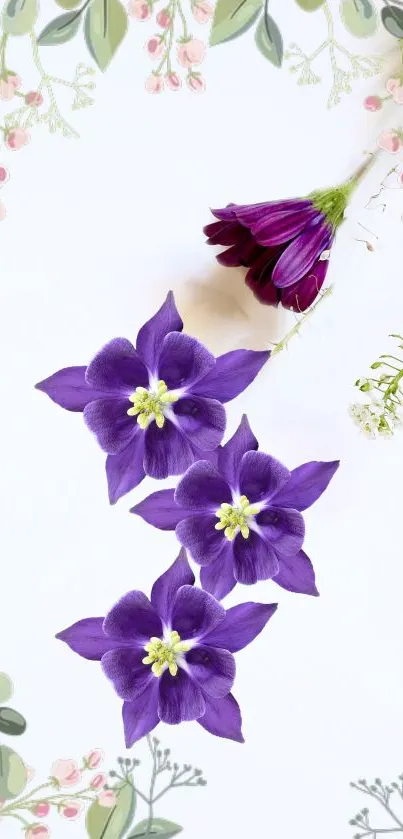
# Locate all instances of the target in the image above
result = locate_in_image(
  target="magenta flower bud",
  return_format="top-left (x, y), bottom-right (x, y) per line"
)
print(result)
top-left (25, 91), bottom-right (43, 107)
top-left (363, 95), bottom-right (382, 112)
top-left (25, 827), bottom-right (50, 839)
top-left (145, 73), bottom-right (164, 93)
top-left (5, 127), bottom-right (30, 151)
top-left (377, 129), bottom-right (402, 154)
top-left (0, 73), bottom-right (21, 101)
top-left (90, 773), bottom-right (107, 790)
top-left (0, 165), bottom-right (9, 184)
top-left (156, 8), bottom-right (171, 27)
top-left (85, 749), bottom-right (103, 769)
top-left (187, 73), bottom-right (205, 93)
top-left (51, 759), bottom-right (81, 787)
top-left (97, 790), bottom-right (117, 808)
top-left (177, 38), bottom-right (205, 67)
top-left (128, 0), bottom-right (150, 18)
top-left (60, 800), bottom-right (83, 820)
top-left (192, 0), bottom-right (213, 23)
top-left (32, 803), bottom-right (50, 818)
top-left (146, 35), bottom-right (165, 59)
top-left (165, 72), bottom-right (181, 91)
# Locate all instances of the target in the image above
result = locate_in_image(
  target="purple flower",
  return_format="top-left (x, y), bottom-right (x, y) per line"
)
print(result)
top-left (56, 550), bottom-right (277, 746)
top-left (35, 292), bottom-right (269, 504)
top-left (132, 416), bottom-right (339, 600)
top-left (204, 186), bottom-right (353, 311)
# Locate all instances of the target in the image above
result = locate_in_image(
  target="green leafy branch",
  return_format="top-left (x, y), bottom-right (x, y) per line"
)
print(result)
top-left (350, 776), bottom-right (403, 837)
top-left (350, 334), bottom-right (403, 437)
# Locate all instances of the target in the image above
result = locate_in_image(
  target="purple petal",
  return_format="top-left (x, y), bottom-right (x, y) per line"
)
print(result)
top-left (35, 367), bottom-right (111, 412)
top-left (256, 507), bottom-right (305, 556)
top-left (84, 397), bottom-right (136, 455)
top-left (102, 648), bottom-right (153, 700)
top-left (171, 585), bottom-right (225, 641)
top-left (123, 680), bottom-right (160, 747)
top-left (136, 291), bottom-right (183, 374)
top-left (271, 460), bottom-right (340, 512)
top-left (175, 461), bottom-right (231, 511)
top-left (234, 199), bottom-right (312, 227)
top-left (198, 693), bottom-right (244, 743)
top-left (272, 221), bottom-right (331, 288)
top-left (56, 617), bottom-right (132, 661)
top-left (176, 514), bottom-right (225, 567)
top-left (85, 338), bottom-right (149, 394)
top-left (233, 531), bottom-right (279, 584)
top-left (157, 332), bottom-right (215, 390)
top-left (131, 489), bottom-right (187, 531)
top-left (218, 415), bottom-right (258, 486)
top-left (245, 248), bottom-right (283, 306)
top-left (192, 350), bottom-right (270, 403)
top-left (106, 430), bottom-right (146, 505)
top-left (144, 420), bottom-right (194, 479)
top-left (280, 258), bottom-right (329, 312)
top-left (216, 233), bottom-right (259, 268)
top-left (204, 219), bottom-right (241, 246)
top-left (191, 444), bottom-right (221, 470)
top-left (204, 602), bottom-right (277, 652)
top-left (151, 549), bottom-right (195, 625)
top-left (173, 396), bottom-right (226, 451)
top-left (186, 646), bottom-right (235, 698)
top-left (274, 550), bottom-right (319, 596)
top-left (239, 450), bottom-right (290, 502)
top-left (200, 543), bottom-right (237, 601)
top-left (103, 591), bottom-right (162, 643)
top-left (158, 668), bottom-right (205, 724)
top-left (252, 206), bottom-right (319, 247)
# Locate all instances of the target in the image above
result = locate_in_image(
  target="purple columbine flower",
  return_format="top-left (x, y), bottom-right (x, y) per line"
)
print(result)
top-left (132, 416), bottom-right (339, 600)
top-left (35, 292), bottom-right (269, 504)
top-left (204, 183), bottom-right (356, 312)
top-left (56, 550), bottom-right (277, 746)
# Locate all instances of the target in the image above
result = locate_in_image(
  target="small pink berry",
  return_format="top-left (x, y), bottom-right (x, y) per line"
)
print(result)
top-left (0, 73), bottom-right (21, 101)
top-left (98, 790), bottom-right (117, 809)
top-left (5, 127), bottom-right (30, 151)
top-left (25, 827), bottom-right (50, 839)
top-left (60, 800), bottom-right (83, 820)
top-left (187, 73), bottom-right (205, 92)
top-left (146, 35), bottom-right (165, 59)
top-left (363, 95), bottom-right (382, 112)
top-left (85, 749), bottom-right (103, 769)
top-left (128, 0), bottom-right (150, 19)
top-left (51, 760), bottom-right (81, 788)
top-left (377, 129), bottom-right (402, 154)
top-left (9, 74), bottom-right (21, 89)
top-left (386, 77), bottom-right (400, 94)
top-left (177, 38), bottom-right (205, 67)
top-left (145, 73), bottom-right (164, 93)
top-left (165, 71), bottom-right (181, 90)
top-left (156, 8), bottom-right (171, 26)
top-left (90, 773), bottom-right (107, 790)
top-left (192, 0), bottom-right (213, 23)
top-left (32, 803), bottom-right (50, 818)
top-left (0, 166), bottom-right (9, 184)
top-left (25, 91), bottom-right (43, 107)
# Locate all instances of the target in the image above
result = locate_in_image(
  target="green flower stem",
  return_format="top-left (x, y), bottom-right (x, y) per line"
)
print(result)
top-left (27, 30), bottom-right (78, 137)
top-left (1, 785), bottom-right (94, 815)
top-left (271, 286), bottom-right (333, 358)
top-left (145, 735), bottom-right (157, 835)
top-left (0, 34), bottom-right (8, 75)
top-left (156, 0), bottom-right (177, 75)
top-left (177, 0), bottom-right (189, 39)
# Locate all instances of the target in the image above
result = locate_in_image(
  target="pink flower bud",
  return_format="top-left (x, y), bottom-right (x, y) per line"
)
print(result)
top-left (60, 800), bottom-right (83, 820)
top-left (90, 773), bottom-right (107, 790)
top-left (187, 73), bottom-right (205, 92)
top-left (156, 8), bottom-right (171, 26)
top-left (363, 95), bottom-right (382, 112)
top-left (0, 202), bottom-right (6, 221)
top-left (377, 129), bottom-right (402, 154)
top-left (392, 86), bottom-right (403, 105)
top-left (51, 760), bottom-right (81, 787)
top-left (0, 166), bottom-right (9, 185)
top-left (386, 77), bottom-right (400, 94)
top-left (192, 0), bottom-right (213, 23)
top-left (5, 127), bottom-right (30, 151)
top-left (32, 803), bottom-right (50, 818)
top-left (145, 74), bottom-right (164, 93)
top-left (146, 35), bottom-right (165, 59)
top-left (97, 790), bottom-right (117, 808)
top-left (177, 38), bottom-right (205, 67)
top-left (25, 827), bottom-right (50, 839)
top-left (0, 74), bottom-right (21, 101)
top-left (25, 91), bottom-right (43, 107)
top-left (128, 0), bottom-right (150, 19)
top-left (85, 749), bottom-right (103, 769)
top-left (165, 71), bottom-right (181, 90)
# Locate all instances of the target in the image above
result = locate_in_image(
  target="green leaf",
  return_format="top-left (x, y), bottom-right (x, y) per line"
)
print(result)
top-left (86, 780), bottom-right (136, 839)
top-left (255, 12), bottom-right (283, 66)
top-left (295, 0), bottom-right (325, 9)
top-left (128, 819), bottom-right (183, 838)
top-left (210, 0), bottom-right (263, 46)
top-left (37, 10), bottom-right (83, 45)
top-left (84, 0), bottom-right (128, 71)
top-left (340, 0), bottom-right (377, 38)
top-left (0, 674), bottom-right (13, 704)
top-left (0, 707), bottom-right (27, 736)
top-left (2, 0), bottom-right (38, 35)
top-left (0, 745), bottom-right (27, 800)
top-left (55, 0), bottom-right (81, 9)
top-left (381, 4), bottom-right (403, 38)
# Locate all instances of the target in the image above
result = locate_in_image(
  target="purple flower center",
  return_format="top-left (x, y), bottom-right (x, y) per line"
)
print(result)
top-left (142, 630), bottom-right (191, 677)
top-left (127, 379), bottom-right (178, 430)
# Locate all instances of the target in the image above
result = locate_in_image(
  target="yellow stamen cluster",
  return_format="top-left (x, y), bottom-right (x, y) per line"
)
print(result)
top-left (127, 380), bottom-right (178, 430)
top-left (142, 631), bottom-right (191, 678)
top-left (215, 495), bottom-right (260, 542)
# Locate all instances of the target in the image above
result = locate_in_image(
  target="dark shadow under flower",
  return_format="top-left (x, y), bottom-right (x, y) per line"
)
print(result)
top-left (56, 550), bottom-right (277, 747)
top-left (132, 416), bottom-right (340, 600)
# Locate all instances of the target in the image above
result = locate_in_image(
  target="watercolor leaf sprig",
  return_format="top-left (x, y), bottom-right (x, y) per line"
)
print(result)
top-left (350, 334), bottom-right (403, 438)
top-left (350, 775), bottom-right (403, 838)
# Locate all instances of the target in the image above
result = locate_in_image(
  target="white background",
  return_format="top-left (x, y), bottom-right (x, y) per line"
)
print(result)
top-left (1, 1), bottom-right (403, 836)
